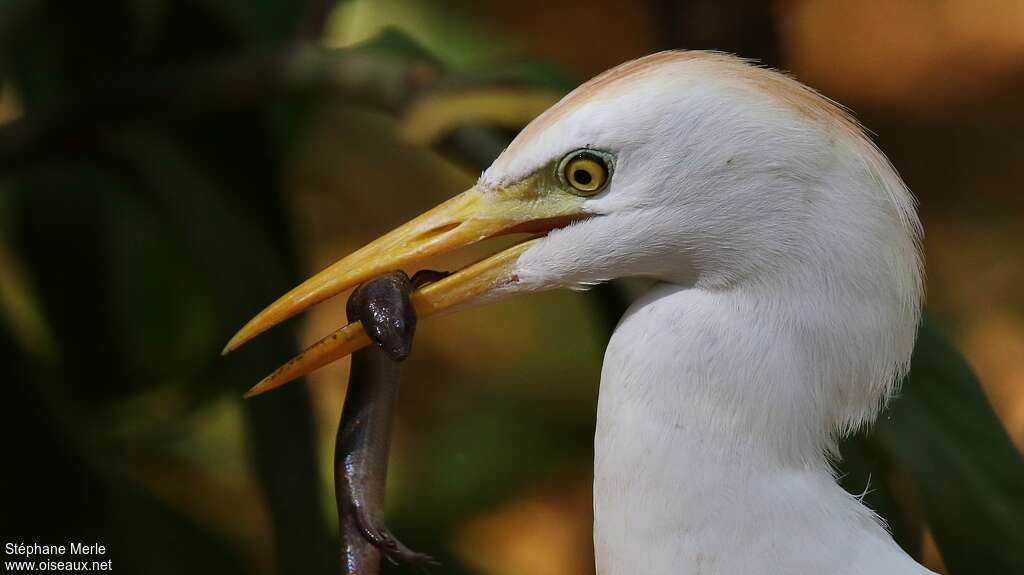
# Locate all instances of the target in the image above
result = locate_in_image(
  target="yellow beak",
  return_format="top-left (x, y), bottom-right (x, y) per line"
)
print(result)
top-left (224, 182), bottom-right (585, 397)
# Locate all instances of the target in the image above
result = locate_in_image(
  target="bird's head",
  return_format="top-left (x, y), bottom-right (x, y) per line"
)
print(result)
top-left (226, 51), bottom-right (922, 411)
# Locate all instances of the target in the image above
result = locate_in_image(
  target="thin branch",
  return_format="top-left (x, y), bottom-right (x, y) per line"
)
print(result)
top-left (0, 45), bottom-right (434, 175)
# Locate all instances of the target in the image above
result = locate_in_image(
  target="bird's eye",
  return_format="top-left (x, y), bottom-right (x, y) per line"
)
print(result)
top-left (562, 151), bottom-right (609, 195)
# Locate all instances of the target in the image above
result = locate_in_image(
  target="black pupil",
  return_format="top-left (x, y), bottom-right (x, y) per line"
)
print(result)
top-left (573, 168), bottom-right (593, 185)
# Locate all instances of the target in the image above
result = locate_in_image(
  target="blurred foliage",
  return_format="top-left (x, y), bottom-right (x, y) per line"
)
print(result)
top-left (1, 0), bottom-right (329, 573)
top-left (1, 1), bottom-right (1022, 575)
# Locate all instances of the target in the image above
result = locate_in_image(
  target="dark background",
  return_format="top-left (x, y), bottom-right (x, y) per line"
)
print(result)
top-left (1, 1), bottom-right (1022, 574)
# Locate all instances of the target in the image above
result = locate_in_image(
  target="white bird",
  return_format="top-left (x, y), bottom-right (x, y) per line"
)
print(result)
top-left (224, 51), bottom-right (931, 574)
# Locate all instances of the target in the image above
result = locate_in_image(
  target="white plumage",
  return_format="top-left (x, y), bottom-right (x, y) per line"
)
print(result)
top-left (482, 52), bottom-right (930, 574)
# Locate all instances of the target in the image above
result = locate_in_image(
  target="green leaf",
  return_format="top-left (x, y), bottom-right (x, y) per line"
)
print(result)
top-left (348, 26), bottom-right (442, 66)
top-left (457, 56), bottom-right (577, 93)
top-left (843, 318), bottom-right (1024, 572)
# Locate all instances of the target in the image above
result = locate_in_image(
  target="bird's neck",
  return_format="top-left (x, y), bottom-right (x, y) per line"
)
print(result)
top-left (592, 284), bottom-right (927, 575)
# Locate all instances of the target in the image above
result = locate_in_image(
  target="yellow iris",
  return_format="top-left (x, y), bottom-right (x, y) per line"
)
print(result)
top-left (564, 153), bottom-right (608, 194)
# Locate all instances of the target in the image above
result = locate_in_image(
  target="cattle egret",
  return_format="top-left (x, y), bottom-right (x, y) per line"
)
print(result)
top-left (225, 51), bottom-right (931, 574)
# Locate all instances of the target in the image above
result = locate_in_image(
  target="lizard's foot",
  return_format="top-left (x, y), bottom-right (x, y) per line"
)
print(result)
top-left (360, 523), bottom-right (439, 569)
